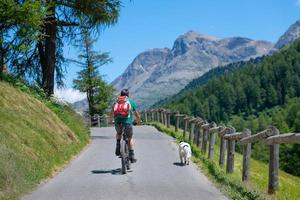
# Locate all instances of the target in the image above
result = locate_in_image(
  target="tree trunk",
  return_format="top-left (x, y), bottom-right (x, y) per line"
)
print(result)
top-left (87, 87), bottom-right (94, 117)
top-left (0, 50), bottom-right (4, 77)
top-left (40, 2), bottom-right (56, 96)
top-left (0, 32), bottom-right (4, 77)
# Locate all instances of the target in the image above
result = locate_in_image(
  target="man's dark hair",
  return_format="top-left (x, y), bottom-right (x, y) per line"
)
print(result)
top-left (121, 89), bottom-right (129, 97)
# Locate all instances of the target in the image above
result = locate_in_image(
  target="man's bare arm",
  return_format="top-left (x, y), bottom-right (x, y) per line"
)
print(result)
top-left (108, 107), bottom-right (114, 124)
top-left (134, 111), bottom-right (142, 125)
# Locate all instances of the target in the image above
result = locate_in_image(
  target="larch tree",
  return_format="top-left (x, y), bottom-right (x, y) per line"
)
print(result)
top-left (38, 0), bottom-right (121, 95)
top-left (0, 0), bottom-right (44, 77)
top-left (73, 29), bottom-right (114, 119)
top-left (2, 0), bottom-right (121, 95)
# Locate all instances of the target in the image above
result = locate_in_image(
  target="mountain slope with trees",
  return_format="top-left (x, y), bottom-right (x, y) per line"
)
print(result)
top-left (153, 56), bottom-right (265, 108)
top-left (154, 19), bottom-right (300, 109)
top-left (163, 39), bottom-right (300, 121)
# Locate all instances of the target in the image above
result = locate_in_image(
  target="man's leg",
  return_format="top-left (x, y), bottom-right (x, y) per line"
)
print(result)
top-left (115, 124), bottom-right (122, 156)
top-left (128, 137), bottom-right (134, 150)
top-left (125, 125), bottom-right (136, 163)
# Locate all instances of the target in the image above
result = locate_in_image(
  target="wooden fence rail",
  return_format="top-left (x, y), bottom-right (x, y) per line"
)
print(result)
top-left (141, 109), bottom-right (300, 195)
top-left (90, 114), bottom-right (108, 127)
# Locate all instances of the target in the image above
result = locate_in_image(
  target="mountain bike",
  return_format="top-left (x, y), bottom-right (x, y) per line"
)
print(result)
top-left (120, 129), bottom-right (131, 174)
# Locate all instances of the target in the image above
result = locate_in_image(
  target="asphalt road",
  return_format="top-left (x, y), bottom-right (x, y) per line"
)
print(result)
top-left (23, 126), bottom-right (228, 200)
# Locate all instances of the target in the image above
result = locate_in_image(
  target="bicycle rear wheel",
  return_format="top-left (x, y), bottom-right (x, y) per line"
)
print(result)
top-left (120, 140), bottom-right (127, 174)
top-left (125, 142), bottom-right (131, 170)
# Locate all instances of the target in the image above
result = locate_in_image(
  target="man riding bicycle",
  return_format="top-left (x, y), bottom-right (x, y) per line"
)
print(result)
top-left (110, 89), bottom-right (141, 163)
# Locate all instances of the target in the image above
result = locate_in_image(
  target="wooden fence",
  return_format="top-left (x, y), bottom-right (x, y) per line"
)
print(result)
top-left (90, 114), bottom-right (108, 127)
top-left (141, 108), bottom-right (300, 194)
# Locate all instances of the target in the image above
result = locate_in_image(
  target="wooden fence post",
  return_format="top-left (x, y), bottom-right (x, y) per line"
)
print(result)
top-left (183, 117), bottom-right (190, 140)
top-left (239, 126), bottom-right (279, 192)
top-left (201, 123), bottom-right (210, 154)
top-left (162, 110), bottom-right (165, 125)
top-left (219, 134), bottom-right (226, 168)
top-left (189, 118), bottom-right (197, 142)
top-left (159, 109), bottom-right (162, 124)
top-left (190, 121), bottom-right (194, 142)
top-left (97, 115), bottom-right (100, 127)
top-left (151, 110), bottom-right (154, 122)
top-left (226, 127), bottom-right (236, 174)
top-left (175, 113), bottom-right (185, 133)
top-left (242, 129), bottom-right (251, 182)
top-left (148, 110), bottom-right (150, 122)
top-left (195, 120), bottom-right (205, 149)
top-left (197, 123), bottom-right (203, 148)
top-left (268, 126), bottom-right (279, 194)
top-left (145, 111), bottom-right (148, 123)
top-left (208, 122), bottom-right (218, 160)
top-left (193, 119), bottom-right (201, 144)
top-left (223, 128), bottom-right (252, 179)
top-left (218, 125), bottom-right (227, 167)
top-left (175, 112), bottom-right (180, 132)
top-left (164, 111), bottom-right (167, 126)
top-left (167, 112), bottom-right (171, 128)
top-left (107, 115), bottom-right (109, 127)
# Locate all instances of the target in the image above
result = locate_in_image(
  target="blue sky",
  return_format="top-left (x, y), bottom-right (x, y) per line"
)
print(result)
top-left (58, 0), bottom-right (300, 102)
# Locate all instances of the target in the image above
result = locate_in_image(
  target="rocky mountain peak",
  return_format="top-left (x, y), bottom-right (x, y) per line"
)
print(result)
top-left (275, 19), bottom-right (300, 49)
top-left (170, 31), bottom-right (219, 58)
top-left (111, 47), bottom-right (170, 93)
top-left (182, 31), bottom-right (219, 41)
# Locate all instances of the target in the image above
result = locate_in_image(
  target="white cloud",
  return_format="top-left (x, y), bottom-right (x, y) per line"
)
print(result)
top-left (54, 88), bottom-right (86, 103)
top-left (297, 0), bottom-right (300, 6)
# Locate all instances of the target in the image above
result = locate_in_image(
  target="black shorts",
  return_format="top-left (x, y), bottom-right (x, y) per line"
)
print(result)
top-left (115, 123), bottom-right (133, 138)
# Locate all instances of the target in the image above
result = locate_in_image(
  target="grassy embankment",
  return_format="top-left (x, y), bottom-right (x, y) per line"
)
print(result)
top-left (150, 122), bottom-right (300, 200)
top-left (0, 77), bottom-right (90, 200)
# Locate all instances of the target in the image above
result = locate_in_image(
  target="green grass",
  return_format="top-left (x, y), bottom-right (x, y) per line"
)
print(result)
top-left (150, 122), bottom-right (300, 200)
top-left (0, 78), bottom-right (89, 200)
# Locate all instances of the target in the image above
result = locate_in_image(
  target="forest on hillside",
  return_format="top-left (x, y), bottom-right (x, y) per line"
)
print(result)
top-left (161, 39), bottom-right (300, 176)
top-left (154, 56), bottom-right (264, 108)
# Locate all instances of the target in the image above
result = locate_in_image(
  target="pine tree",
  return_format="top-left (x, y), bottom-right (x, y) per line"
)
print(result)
top-left (73, 30), bottom-right (114, 119)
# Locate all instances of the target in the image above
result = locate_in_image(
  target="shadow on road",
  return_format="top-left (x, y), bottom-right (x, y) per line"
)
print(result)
top-left (91, 168), bottom-right (133, 175)
top-left (91, 135), bottom-right (114, 140)
top-left (173, 162), bottom-right (185, 167)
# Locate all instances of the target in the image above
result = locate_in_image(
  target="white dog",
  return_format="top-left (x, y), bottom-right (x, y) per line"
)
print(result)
top-left (179, 142), bottom-right (192, 165)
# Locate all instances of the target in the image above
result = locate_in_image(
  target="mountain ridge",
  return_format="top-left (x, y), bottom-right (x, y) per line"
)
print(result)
top-left (73, 19), bottom-right (300, 112)
top-left (112, 31), bottom-right (274, 109)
